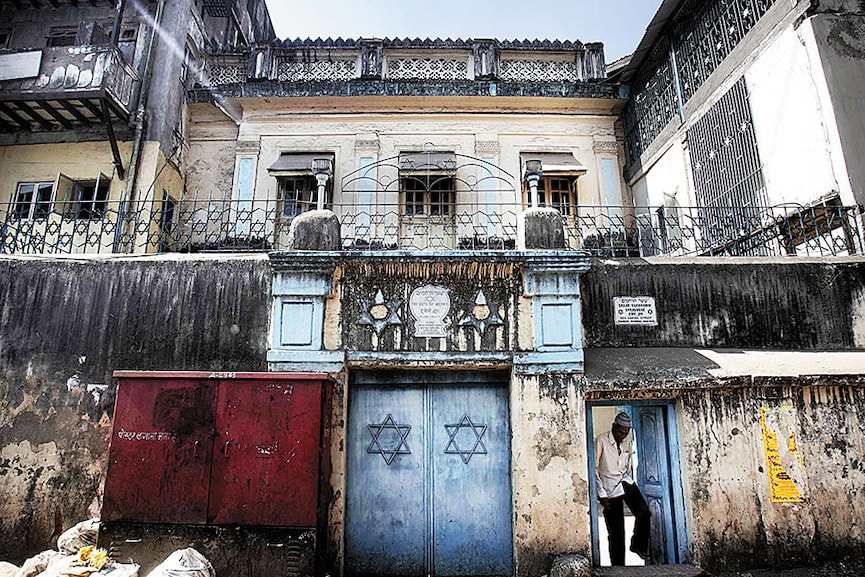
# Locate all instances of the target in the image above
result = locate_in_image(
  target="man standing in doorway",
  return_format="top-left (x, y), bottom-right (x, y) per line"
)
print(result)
top-left (595, 411), bottom-right (651, 565)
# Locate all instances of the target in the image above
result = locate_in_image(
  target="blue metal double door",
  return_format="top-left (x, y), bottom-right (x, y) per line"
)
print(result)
top-left (345, 371), bottom-right (513, 577)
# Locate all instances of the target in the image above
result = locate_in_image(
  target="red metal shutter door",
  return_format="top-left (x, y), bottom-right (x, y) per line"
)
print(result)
top-left (208, 376), bottom-right (324, 526)
top-left (102, 378), bottom-right (216, 524)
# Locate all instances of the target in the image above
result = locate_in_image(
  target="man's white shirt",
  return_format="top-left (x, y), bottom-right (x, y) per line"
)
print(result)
top-left (594, 429), bottom-right (635, 499)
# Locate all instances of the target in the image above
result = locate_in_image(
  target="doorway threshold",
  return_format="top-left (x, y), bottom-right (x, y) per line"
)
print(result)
top-left (593, 565), bottom-right (709, 577)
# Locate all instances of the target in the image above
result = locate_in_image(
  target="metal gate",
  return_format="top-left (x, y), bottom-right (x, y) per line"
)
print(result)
top-left (103, 372), bottom-right (327, 527)
top-left (345, 371), bottom-right (513, 577)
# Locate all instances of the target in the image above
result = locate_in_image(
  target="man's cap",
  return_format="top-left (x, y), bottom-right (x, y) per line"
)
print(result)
top-left (613, 412), bottom-right (632, 428)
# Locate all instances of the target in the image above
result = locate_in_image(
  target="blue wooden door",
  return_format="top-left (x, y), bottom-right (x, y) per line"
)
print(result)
top-left (345, 373), bottom-right (513, 577)
top-left (634, 406), bottom-right (676, 564)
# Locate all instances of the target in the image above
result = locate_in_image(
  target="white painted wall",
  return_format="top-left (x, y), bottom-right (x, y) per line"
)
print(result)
top-left (629, 138), bottom-right (691, 208)
top-left (808, 12), bottom-right (865, 204)
top-left (745, 24), bottom-right (848, 206)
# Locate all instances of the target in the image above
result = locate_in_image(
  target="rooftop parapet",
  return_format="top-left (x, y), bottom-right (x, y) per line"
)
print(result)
top-left (191, 37), bottom-right (613, 100)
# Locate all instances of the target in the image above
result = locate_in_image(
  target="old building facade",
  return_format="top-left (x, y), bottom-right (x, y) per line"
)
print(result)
top-left (2, 1), bottom-right (865, 577)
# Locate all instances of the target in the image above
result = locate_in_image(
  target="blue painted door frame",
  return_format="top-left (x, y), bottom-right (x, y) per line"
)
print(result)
top-left (586, 400), bottom-right (689, 566)
top-left (345, 371), bottom-right (513, 577)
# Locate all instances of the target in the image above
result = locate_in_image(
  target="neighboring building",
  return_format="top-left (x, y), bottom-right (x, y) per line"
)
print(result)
top-left (616, 0), bottom-right (865, 257)
top-left (0, 0), bottom-right (275, 253)
top-left (2, 2), bottom-right (865, 577)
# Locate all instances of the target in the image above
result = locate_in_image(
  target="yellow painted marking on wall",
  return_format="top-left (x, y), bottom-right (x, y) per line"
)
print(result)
top-left (761, 407), bottom-right (804, 503)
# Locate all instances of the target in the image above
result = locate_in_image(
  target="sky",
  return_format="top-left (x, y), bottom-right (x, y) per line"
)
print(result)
top-left (263, 0), bottom-right (662, 63)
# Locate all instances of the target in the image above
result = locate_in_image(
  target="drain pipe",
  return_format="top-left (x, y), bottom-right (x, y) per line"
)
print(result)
top-left (113, 0), bottom-right (166, 252)
top-left (110, 0), bottom-right (128, 51)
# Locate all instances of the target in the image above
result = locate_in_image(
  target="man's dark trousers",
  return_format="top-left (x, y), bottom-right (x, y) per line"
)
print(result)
top-left (601, 481), bottom-right (651, 565)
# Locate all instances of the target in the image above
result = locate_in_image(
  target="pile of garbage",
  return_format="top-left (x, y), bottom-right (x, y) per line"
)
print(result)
top-left (0, 520), bottom-right (214, 577)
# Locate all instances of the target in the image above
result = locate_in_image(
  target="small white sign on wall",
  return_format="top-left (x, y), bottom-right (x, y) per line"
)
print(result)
top-left (0, 51), bottom-right (42, 81)
top-left (613, 296), bottom-right (658, 326)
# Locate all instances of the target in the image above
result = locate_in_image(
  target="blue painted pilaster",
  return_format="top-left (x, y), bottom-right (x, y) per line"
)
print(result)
top-left (514, 252), bottom-right (591, 374)
top-left (267, 254), bottom-right (344, 373)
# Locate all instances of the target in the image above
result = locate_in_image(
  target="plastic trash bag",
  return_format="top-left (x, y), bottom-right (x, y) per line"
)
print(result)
top-left (144, 549), bottom-right (214, 577)
top-left (0, 561), bottom-right (19, 577)
top-left (14, 550), bottom-right (62, 577)
top-left (57, 520), bottom-right (100, 555)
top-left (95, 564), bottom-right (139, 577)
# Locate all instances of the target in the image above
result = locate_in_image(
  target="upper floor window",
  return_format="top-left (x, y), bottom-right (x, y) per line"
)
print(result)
top-left (399, 152), bottom-right (456, 217)
top-left (10, 174), bottom-right (112, 222)
top-left (279, 176), bottom-right (324, 216)
top-left (46, 26), bottom-right (78, 47)
top-left (539, 177), bottom-right (577, 216)
top-left (267, 153), bottom-right (334, 216)
top-left (161, 191), bottom-right (178, 234)
top-left (520, 153), bottom-right (587, 216)
top-left (12, 182), bottom-right (54, 220)
top-left (65, 176), bottom-right (110, 219)
top-left (0, 30), bottom-right (11, 49)
top-left (118, 27), bottom-right (139, 63)
top-left (403, 175), bottom-right (454, 216)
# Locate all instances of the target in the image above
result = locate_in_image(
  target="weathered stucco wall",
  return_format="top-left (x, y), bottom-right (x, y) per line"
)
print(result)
top-left (0, 142), bottom-right (132, 205)
top-left (628, 136), bottom-right (690, 207)
top-left (745, 23), bottom-right (849, 206)
top-left (4, 253), bottom-right (865, 573)
top-left (676, 379), bottom-right (865, 569)
top-left (581, 257), bottom-right (865, 349)
top-left (585, 371), bottom-right (865, 571)
top-left (511, 372), bottom-right (589, 576)
top-left (0, 254), bottom-right (271, 562)
top-left (185, 108), bottom-right (626, 209)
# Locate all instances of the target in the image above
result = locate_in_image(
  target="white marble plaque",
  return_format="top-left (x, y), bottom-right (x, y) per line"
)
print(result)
top-left (613, 296), bottom-right (658, 326)
top-left (409, 285), bottom-right (450, 337)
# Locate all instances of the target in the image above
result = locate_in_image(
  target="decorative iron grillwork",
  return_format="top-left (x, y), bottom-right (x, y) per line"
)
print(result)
top-left (624, 0), bottom-right (779, 164)
top-left (201, 0), bottom-right (232, 18)
top-left (687, 77), bottom-right (768, 252)
top-left (624, 35), bottom-right (678, 166)
top-left (206, 59), bottom-right (246, 85)
top-left (0, 149), bottom-right (860, 257)
top-left (672, 0), bottom-right (777, 103)
top-left (499, 60), bottom-right (581, 83)
top-left (385, 58), bottom-right (468, 80)
top-left (1, 196), bottom-right (862, 257)
top-left (565, 201), bottom-right (864, 258)
top-left (339, 150), bottom-right (518, 250)
top-left (276, 59), bottom-right (358, 82)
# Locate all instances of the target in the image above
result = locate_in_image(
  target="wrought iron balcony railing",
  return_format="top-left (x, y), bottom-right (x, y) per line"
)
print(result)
top-left (1, 195), bottom-right (862, 258)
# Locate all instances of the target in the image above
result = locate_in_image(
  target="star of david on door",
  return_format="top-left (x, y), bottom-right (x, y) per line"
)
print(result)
top-left (444, 414), bottom-right (488, 464)
top-left (367, 414), bottom-right (411, 465)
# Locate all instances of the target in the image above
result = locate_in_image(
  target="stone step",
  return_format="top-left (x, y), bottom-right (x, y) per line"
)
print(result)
top-left (593, 565), bottom-right (709, 577)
